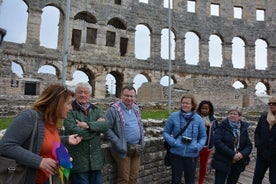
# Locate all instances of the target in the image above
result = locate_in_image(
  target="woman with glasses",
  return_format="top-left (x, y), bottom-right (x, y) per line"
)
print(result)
top-left (253, 96), bottom-right (276, 184)
top-left (211, 107), bottom-right (252, 184)
top-left (162, 94), bottom-right (207, 184)
top-left (0, 84), bottom-right (82, 184)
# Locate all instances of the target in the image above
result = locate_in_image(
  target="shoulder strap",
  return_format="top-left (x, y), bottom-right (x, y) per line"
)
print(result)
top-left (174, 117), bottom-right (193, 139)
top-left (28, 111), bottom-right (38, 151)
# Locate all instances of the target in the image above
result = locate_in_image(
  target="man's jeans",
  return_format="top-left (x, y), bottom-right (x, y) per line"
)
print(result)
top-left (70, 170), bottom-right (102, 184)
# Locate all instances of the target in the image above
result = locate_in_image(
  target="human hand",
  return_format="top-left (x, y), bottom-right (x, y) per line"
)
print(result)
top-left (39, 158), bottom-right (57, 175)
top-left (76, 120), bottom-right (89, 129)
top-left (68, 134), bottom-right (82, 145)
top-left (233, 152), bottom-right (243, 161)
top-left (97, 117), bottom-right (106, 122)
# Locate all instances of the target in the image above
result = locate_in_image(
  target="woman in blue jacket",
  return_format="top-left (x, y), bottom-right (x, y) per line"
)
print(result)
top-left (211, 107), bottom-right (252, 184)
top-left (163, 94), bottom-right (207, 184)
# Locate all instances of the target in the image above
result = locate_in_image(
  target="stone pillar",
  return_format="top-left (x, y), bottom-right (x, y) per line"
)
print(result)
top-left (174, 0), bottom-right (186, 12)
top-left (222, 41), bottom-right (233, 68)
top-left (94, 74), bottom-right (107, 99)
top-left (175, 36), bottom-right (184, 62)
top-left (268, 45), bottom-right (276, 70)
top-left (125, 27), bottom-right (135, 57)
top-left (97, 21), bottom-right (107, 46)
top-left (26, 7), bottom-right (42, 45)
top-left (199, 37), bottom-right (209, 67)
top-left (150, 0), bottom-right (163, 8)
top-left (197, 1), bottom-right (209, 17)
top-left (150, 32), bottom-right (162, 59)
top-left (244, 44), bottom-right (255, 70)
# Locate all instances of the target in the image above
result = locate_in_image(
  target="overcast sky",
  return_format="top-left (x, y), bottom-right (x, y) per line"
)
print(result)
top-left (0, 0), bottom-right (267, 94)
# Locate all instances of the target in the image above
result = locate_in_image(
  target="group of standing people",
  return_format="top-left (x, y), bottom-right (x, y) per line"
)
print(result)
top-left (0, 83), bottom-right (144, 184)
top-left (163, 94), bottom-right (276, 184)
top-left (0, 82), bottom-right (275, 184)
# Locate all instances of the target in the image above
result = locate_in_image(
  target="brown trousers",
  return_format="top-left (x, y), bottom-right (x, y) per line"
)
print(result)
top-left (112, 153), bottom-right (141, 184)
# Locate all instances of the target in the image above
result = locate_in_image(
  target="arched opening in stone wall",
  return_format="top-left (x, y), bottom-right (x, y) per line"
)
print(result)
top-left (161, 28), bottom-right (175, 60)
top-left (107, 17), bottom-right (127, 56)
top-left (133, 74), bottom-right (150, 94)
top-left (255, 39), bottom-right (268, 70)
top-left (185, 31), bottom-right (199, 65)
top-left (72, 11), bottom-right (97, 51)
top-left (160, 75), bottom-right (175, 86)
top-left (106, 74), bottom-right (116, 96)
top-left (38, 65), bottom-right (56, 75)
top-left (233, 81), bottom-right (245, 89)
top-left (76, 68), bottom-right (95, 97)
top-left (255, 82), bottom-right (267, 95)
top-left (0, 0), bottom-right (28, 43)
top-left (37, 65), bottom-right (59, 86)
top-left (139, 0), bottom-right (148, 4)
top-left (232, 37), bottom-right (245, 69)
top-left (135, 24), bottom-right (150, 60)
top-left (107, 71), bottom-right (124, 98)
top-left (40, 6), bottom-right (59, 49)
top-left (11, 62), bottom-right (23, 78)
top-left (66, 70), bottom-right (89, 89)
top-left (209, 34), bottom-right (222, 67)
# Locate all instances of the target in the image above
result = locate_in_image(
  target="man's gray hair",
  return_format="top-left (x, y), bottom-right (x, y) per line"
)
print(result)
top-left (75, 82), bottom-right (92, 94)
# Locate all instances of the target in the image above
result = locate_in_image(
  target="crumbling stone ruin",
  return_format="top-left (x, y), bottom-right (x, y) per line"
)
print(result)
top-left (0, 0), bottom-right (275, 111)
top-left (0, 1), bottom-right (274, 182)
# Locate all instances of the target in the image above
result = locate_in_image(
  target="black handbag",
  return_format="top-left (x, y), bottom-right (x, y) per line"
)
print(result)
top-left (164, 117), bottom-right (193, 166)
top-left (0, 111), bottom-right (38, 184)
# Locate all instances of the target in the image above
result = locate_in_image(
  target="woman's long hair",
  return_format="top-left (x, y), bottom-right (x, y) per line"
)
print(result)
top-left (196, 100), bottom-right (215, 118)
top-left (32, 83), bottom-right (74, 127)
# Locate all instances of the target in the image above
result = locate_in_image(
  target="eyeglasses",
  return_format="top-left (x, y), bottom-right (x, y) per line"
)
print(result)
top-left (268, 102), bottom-right (276, 106)
top-left (122, 94), bottom-right (135, 98)
top-left (181, 102), bottom-right (192, 105)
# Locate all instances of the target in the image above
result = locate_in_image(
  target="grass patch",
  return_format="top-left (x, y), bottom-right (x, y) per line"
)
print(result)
top-left (141, 109), bottom-right (170, 119)
top-left (0, 117), bottom-right (13, 130)
top-left (0, 109), bottom-right (170, 130)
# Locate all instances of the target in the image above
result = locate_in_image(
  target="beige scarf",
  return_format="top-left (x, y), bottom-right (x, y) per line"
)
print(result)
top-left (267, 110), bottom-right (276, 130)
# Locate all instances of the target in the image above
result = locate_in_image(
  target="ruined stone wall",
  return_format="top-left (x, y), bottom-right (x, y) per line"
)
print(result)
top-left (0, 0), bottom-right (275, 109)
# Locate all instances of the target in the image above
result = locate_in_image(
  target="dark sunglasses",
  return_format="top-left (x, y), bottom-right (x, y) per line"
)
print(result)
top-left (268, 102), bottom-right (276, 106)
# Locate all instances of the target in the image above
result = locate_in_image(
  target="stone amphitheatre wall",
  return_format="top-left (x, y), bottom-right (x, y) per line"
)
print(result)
top-left (0, 0), bottom-right (275, 111)
top-left (0, 0), bottom-right (274, 182)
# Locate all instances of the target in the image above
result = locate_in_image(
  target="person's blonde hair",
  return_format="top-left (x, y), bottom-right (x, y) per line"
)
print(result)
top-left (32, 83), bottom-right (74, 127)
top-left (180, 94), bottom-right (197, 111)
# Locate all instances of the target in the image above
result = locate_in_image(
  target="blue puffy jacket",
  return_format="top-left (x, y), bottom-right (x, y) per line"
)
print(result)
top-left (162, 111), bottom-right (207, 158)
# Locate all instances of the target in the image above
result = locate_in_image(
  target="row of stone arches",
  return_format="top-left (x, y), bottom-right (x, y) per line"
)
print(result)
top-left (11, 61), bottom-right (269, 98)
top-left (1, 1), bottom-right (269, 71)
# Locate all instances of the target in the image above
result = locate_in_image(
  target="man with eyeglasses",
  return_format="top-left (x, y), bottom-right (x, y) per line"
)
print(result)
top-left (253, 96), bottom-right (276, 184)
top-left (105, 85), bottom-right (145, 184)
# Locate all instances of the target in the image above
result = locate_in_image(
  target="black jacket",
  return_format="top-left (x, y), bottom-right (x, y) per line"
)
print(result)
top-left (255, 112), bottom-right (276, 161)
top-left (211, 118), bottom-right (252, 173)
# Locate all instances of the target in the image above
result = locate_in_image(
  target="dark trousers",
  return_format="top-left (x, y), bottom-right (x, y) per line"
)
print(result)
top-left (214, 164), bottom-right (242, 184)
top-left (70, 170), bottom-right (102, 184)
top-left (253, 156), bottom-right (276, 184)
top-left (170, 153), bottom-right (197, 184)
